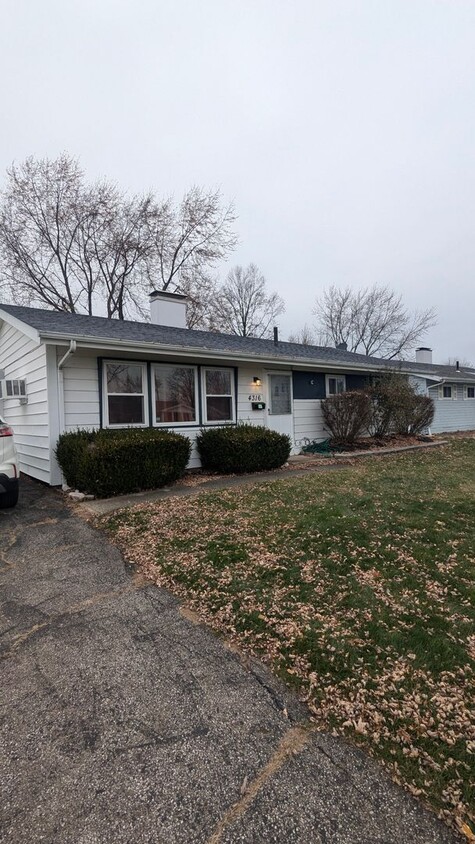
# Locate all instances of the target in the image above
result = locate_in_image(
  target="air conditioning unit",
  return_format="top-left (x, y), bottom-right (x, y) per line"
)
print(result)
top-left (0, 378), bottom-right (28, 403)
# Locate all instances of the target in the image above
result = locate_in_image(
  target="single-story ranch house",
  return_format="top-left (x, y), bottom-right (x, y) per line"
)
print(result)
top-left (1, 292), bottom-right (474, 486)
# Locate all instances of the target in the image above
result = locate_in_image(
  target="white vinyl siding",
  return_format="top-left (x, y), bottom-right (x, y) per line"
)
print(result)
top-left (430, 383), bottom-right (475, 433)
top-left (293, 399), bottom-right (326, 448)
top-left (237, 367), bottom-right (266, 426)
top-left (0, 321), bottom-right (50, 483)
top-left (60, 350), bottom-right (101, 432)
top-left (408, 375), bottom-right (427, 395)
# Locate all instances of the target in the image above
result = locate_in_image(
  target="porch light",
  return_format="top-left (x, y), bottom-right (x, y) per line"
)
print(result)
top-left (253, 377), bottom-right (262, 387)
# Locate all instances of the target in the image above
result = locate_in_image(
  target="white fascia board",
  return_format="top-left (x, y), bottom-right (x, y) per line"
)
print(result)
top-left (40, 332), bottom-right (386, 373)
top-left (427, 376), bottom-right (475, 390)
top-left (409, 373), bottom-right (443, 382)
top-left (0, 308), bottom-right (41, 343)
top-left (398, 369), bottom-right (475, 384)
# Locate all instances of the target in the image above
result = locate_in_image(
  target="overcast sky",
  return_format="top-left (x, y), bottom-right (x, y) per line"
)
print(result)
top-left (1, 0), bottom-right (474, 361)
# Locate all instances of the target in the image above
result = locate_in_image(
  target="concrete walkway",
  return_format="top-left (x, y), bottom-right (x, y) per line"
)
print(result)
top-left (0, 479), bottom-right (459, 843)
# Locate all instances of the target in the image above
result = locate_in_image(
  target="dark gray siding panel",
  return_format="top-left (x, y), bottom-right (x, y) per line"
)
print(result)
top-left (346, 373), bottom-right (371, 391)
top-left (293, 371), bottom-right (370, 399)
top-left (292, 372), bottom-right (326, 399)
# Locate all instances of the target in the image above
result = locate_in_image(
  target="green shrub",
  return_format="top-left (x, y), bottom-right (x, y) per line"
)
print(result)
top-left (321, 391), bottom-right (373, 444)
top-left (55, 428), bottom-right (191, 497)
top-left (196, 424), bottom-right (291, 474)
top-left (55, 429), bottom-right (94, 490)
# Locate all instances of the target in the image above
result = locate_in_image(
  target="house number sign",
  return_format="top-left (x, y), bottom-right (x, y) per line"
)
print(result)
top-left (248, 393), bottom-right (263, 401)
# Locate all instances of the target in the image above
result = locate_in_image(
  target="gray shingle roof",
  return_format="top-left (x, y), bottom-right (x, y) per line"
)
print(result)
top-left (1, 302), bottom-right (474, 381)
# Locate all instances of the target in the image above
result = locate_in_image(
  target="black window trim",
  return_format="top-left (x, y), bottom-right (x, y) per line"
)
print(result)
top-left (98, 356), bottom-right (238, 429)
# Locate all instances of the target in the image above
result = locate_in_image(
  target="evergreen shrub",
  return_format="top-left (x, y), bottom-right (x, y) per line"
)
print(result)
top-left (55, 428), bottom-right (191, 497)
top-left (196, 424), bottom-right (291, 474)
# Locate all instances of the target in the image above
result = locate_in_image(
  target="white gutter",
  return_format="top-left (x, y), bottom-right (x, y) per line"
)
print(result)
top-left (57, 340), bottom-right (77, 435)
top-left (40, 332), bottom-right (388, 374)
top-left (58, 339), bottom-right (77, 370)
top-left (38, 330), bottom-right (475, 382)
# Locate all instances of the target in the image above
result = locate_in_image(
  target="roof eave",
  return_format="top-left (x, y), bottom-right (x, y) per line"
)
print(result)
top-left (39, 331), bottom-right (388, 373)
top-left (0, 307), bottom-right (41, 343)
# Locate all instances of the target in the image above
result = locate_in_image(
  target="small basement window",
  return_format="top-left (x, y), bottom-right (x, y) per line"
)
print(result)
top-left (326, 375), bottom-right (346, 396)
top-left (203, 368), bottom-right (235, 423)
top-left (104, 361), bottom-right (147, 426)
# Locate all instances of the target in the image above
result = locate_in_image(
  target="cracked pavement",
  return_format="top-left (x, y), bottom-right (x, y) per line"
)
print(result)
top-left (0, 478), bottom-right (460, 843)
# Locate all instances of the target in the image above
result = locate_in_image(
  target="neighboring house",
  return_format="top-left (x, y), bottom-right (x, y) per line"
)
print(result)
top-left (0, 292), bottom-right (474, 486)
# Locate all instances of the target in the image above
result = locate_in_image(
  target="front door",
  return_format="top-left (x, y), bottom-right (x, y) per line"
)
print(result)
top-left (267, 373), bottom-right (293, 439)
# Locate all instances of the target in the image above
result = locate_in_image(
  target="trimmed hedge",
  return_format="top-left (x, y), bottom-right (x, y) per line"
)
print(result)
top-left (55, 428), bottom-right (191, 497)
top-left (196, 424), bottom-right (291, 474)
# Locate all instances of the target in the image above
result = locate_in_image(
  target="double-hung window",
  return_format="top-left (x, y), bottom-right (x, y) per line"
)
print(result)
top-left (326, 375), bottom-right (346, 396)
top-left (203, 368), bottom-right (235, 423)
top-left (464, 385), bottom-right (475, 399)
top-left (104, 361), bottom-right (147, 426)
top-left (153, 364), bottom-right (198, 425)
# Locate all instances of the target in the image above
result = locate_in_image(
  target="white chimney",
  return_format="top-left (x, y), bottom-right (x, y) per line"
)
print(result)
top-left (415, 347), bottom-right (433, 365)
top-left (150, 290), bottom-right (187, 328)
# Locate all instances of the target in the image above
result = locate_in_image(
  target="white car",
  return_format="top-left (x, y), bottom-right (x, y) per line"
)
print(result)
top-left (0, 416), bottom-right (19, 508)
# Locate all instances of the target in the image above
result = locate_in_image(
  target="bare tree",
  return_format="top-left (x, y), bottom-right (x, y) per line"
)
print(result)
top-left (0, 156), bottom-right (238, 323)
top-left (0, 155), bottom-right (94, 312)
top-left (288, 324), bottom-right (316, 345)
top-left (84, 184), bottom-right (155, 319)
top-left (178, 272), bottom-right (219, 329)
top-left (147, 186), bottom-right (237, 292)
top-left (313, 284), bottom-right (436, 359)
top-left (211, 264), bottom-right (285, 338)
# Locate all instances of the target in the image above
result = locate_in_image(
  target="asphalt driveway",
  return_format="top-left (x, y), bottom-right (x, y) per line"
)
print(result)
top-left (0, 479), bottom-right (460, 843)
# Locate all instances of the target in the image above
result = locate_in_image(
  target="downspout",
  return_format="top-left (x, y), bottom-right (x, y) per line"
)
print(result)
top-left (57, 340), bottom-right (77, 435)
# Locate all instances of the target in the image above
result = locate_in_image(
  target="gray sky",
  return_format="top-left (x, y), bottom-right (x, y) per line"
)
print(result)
top-left (1, 0), bottom-right (474, 362)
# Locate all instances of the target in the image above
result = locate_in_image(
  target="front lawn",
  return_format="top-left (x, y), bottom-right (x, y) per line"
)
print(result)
top-left (102, 438), bottom-right (475, 838)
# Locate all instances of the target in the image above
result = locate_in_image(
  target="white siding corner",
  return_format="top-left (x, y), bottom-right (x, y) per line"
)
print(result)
top-left (0, 321), bottom-right (50, 483)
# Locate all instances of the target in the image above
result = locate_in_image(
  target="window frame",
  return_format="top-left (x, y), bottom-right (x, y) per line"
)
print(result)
top-left (439, 384), bottom-right (456, 400)
top-left (202, 366), bottom-right (236, 425)
top-left (102, 360), bottom-right (149, 428)
top-left (151, 363), bottom-right (199, 427)
top-left (325, 374), bottom-right (346, 396)
top-left (464, 385), bottom-right (475, 400)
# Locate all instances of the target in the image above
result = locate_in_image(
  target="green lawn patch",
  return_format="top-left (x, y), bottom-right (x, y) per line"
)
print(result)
top-left (101, 438), bottom-right (475, 838)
